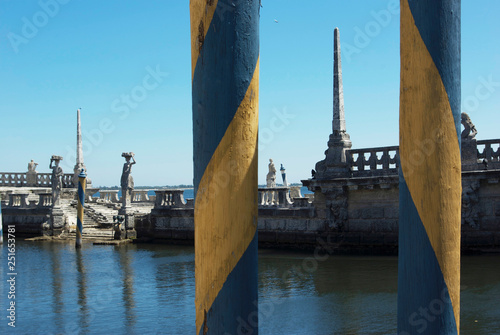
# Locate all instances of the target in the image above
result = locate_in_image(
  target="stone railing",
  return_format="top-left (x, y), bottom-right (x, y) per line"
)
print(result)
top-left (0, 173), bottom-right (27, 187)
top-left (477, 139), bottom-right (500, 169)
top-left (132, 190), bottom-right (150, 202)
top-left (346, 146), bottom-right (400, 177)
top-left (5, 193), bottom-right (53, 209)
top-left (0, 172), bottom-right (74, 187)
top-left (154, 189), bottom-right (188, 209)
top-left (99, 190), bottom-right (120, 203)
top-left (258, 187), bottom-right (294, 208)
top-left (37, 193), bottom-right (53, 208)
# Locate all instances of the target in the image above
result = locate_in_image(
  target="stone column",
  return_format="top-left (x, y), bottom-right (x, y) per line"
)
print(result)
top-left (73, 109), bottom-right (88, 187)
top-left (315, 28), bottom-right (352, 179)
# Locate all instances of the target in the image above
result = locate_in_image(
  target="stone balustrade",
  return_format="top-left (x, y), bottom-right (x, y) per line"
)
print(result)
top-left (0, 172), bottom-right (74, 187)
top-left (132, 190), bottom-right (150, 202)
top-left (8, 193), bottom-right (30, 208)
top-left (4, 193), bottom-right (52, 208)
top-left (154, 189), bottom-right (188, 208)
top-left (346, 146), bottom-right (400, 177)
top-left (85, 188), bottom-right (100, 203)
top-left (99, 190), bottom-right (120, 203)
top-left (258, 187), bottom-right (294, 208)
top-left (477, 139), bottom-right (500, 169)
top-left (37, 193), bottom-right (53, 208)
top-left (0, 173), bottom-right (27, 187)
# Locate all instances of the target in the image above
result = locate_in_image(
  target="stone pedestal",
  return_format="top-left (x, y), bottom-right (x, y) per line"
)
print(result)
top-left (50, 207), bottom-right (66, 236)
top-left (114, 207), bottom-right (136, 240)
top-left (26, 171), bottom-right (37, 187)
top-left (462, 138), bottom-right (478, 171)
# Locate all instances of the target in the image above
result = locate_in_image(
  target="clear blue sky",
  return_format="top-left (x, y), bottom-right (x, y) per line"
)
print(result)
top-left (1, 1), bottom-right (499, 187)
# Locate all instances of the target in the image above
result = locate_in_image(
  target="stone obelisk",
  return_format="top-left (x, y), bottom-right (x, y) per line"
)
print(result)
top-left (73, 109), bottom-right (87, 186)
top-left (315, 27), bottom-right (352, 178)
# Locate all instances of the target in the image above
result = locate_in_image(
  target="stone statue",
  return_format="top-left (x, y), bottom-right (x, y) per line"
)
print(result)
top-left (27, 159), bottom-right (38, 172)
top-left (461, 112), bottom-right (477, 140)
top-left (26, 159), bottom-right (39, 186)
top-left (266, 159), bottom-right (277, 187)
top-left (49, 156), bottom-right (63, 207)
top-left (120, 152), bottom-right (136, 208)
top-left (462, 181), bottom-right (480, 228)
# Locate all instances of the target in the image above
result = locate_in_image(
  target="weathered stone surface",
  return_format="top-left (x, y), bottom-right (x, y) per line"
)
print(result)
top-left (384, 206), bottom-right (399, 219)
top-left (155, 217), bottom-right (171, 229)
top-left (266, 219), bottom-right (286, 231)
top-left (285, 220), bottom-right (306, 231)
top-left (170, 217), bottom-right (193, 229)
top-left (372, 220), bottom-right (397, 232)
top-left (306, 220), bottom-right (325, 232)
top-left (360, 207), bottom-right (384, 219)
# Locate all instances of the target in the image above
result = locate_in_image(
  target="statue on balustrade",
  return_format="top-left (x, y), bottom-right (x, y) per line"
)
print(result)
top-left (26, 159), bottom-right (39, 186)
top-left (266, 159), bottom-right (277, 187)
top-left (49, 156), bottom-right (63, 207)
top-left (28, 159), bottom-right (38, 172)
top-left (120, 152), bottom-right (136, 208)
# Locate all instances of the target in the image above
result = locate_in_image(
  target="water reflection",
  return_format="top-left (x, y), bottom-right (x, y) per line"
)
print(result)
top-left (76, 248), bottom-right (89, 332)
top-left (117, 244), bottom-right (136, 329)
top-left (49, 242), bottom-right (64, 334)
top-left (1, 241), bottom-right (498, 334)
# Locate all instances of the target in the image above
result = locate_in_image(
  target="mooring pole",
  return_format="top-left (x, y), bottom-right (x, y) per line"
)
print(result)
top-left (76, 169), bottom-right (87, 249)
top-left (398, 0), bottom-right (461, 334)
top-left (190, 0), bottom-right (260, 333)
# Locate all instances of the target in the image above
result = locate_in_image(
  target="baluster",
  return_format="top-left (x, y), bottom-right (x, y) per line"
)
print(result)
top-left (484, 143), bottom-right (492, 162)
top-left (356, 153), bottom-right (364, 171)
top-left (369, 151), bottom-right (377, 170)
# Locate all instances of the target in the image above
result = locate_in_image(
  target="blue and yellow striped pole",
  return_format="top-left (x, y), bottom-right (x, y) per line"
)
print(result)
top-left (190, 0), bottom-right (259, 333)
top-left (398, 0), bottom-right (461, 334)
top-left (76, 169), bottom-right (86, 249)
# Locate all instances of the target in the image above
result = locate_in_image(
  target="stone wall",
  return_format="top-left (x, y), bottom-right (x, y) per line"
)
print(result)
top-left (2, 207), bottom-right (50, 236)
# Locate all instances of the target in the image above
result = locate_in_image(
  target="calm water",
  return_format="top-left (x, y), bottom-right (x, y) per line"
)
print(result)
top-left (1, 240), bottom-right (499, 334)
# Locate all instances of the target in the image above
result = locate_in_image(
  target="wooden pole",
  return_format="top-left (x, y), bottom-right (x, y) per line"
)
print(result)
top-left (190, 1), bottom-right (260, 333)
top-left (398, 0), bottom-right (461, 333)
top-left (76, 169), bottom-right (86, 249)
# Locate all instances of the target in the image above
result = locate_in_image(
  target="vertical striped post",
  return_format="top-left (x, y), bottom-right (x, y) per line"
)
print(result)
top-left (398, 1), bottom-right (461, 334)
top-left (190, 1), bottom-right (260, 334)
top-left (76, 169), bottom-right (86, 249)
top-left (0, 194), bottom-right (3, 244)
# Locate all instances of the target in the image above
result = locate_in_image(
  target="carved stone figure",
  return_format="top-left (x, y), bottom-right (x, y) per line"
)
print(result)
top-left (27, 159), bottom-right (38, 172)
top-left (266, 159), bottom-right (277, 187)
top-left (26, 159), bottom-right (38, 186)
top-left (462, 180), bottom-right (480, 228)
top-left (327, 187), bottom-right (348, 230)
top-left (49, 156), bottom-right (63, 207)
top-left (461, 112), bottom-right (477, 140)
top-left (120, 152), bottom-right (136, 208)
